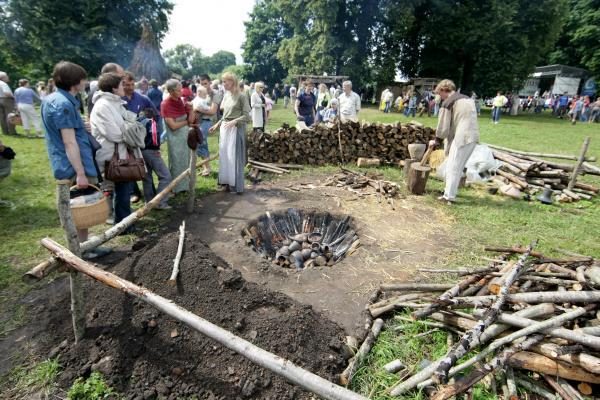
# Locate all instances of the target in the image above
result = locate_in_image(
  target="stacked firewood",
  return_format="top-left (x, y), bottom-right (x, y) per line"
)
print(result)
top-left (489, 143), bottom-right (600, 203)
top-left (344, 244), bottom-right (600, 399)
top-left (248, 121), bottom-right (436, 165)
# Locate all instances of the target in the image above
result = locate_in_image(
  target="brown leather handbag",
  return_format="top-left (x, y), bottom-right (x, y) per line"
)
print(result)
top-left (104, 144), bottom-right (146, 182)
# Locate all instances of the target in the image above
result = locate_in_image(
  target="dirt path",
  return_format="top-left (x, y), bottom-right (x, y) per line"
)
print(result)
top-left (189, 176), bottom-right (454, 334)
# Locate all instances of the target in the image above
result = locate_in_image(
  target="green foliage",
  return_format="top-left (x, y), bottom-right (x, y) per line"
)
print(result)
top-left (373, 0), bottom-right (568, 95)
top-left (547, 0), bottom-right (600, 78)
top-left (218, 65), bottom-right (247, 80)
top-left (163, 45), bottom-right (238, 79)
top-left (4, 358), bottom-right (61, 398)
top-left (206, 51), bottom-right (237, 75)
top-left (67, 372), bottom-right (115, 400)
top-left (242, 0), bottom-right (292, 84)
top-left (0, 0), bottom-right (173, 76)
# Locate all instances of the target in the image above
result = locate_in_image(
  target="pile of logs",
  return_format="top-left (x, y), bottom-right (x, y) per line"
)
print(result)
top-left (323, 167), bottom-right (400, 207)
top-left (344, 243), bottom-right (600, 399)
top-left (248, 121), bottom-right (436, 165)
top-left (488, 140), bottom-right (599, 203)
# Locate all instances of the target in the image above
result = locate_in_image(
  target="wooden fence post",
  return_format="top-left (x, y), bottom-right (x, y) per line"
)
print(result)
top-left (56, 181), bottom-right (85, 341)
top-left (187, 149), bottom-right (197, 213)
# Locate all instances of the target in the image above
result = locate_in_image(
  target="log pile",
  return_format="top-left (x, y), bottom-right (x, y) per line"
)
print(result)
top-left (348, 244), bottom-right (600, 399)
top-left (488, 141), bottom-right (599, 203)
top-left (248, 121), bottom-right (437, 165)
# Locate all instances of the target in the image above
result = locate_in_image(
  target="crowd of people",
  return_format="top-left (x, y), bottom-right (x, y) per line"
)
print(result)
top-left (377, 85), bottom-right (599, 126)
top-left (0, 62), bottom-right (259, 258)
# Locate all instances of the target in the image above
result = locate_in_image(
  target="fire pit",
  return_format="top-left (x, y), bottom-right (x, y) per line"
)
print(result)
top-left (242, 208), bottom-right (359, 269)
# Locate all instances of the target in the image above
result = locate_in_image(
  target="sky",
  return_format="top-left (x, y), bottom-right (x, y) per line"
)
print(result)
top-left (160, 0), bottom-right (255, 63)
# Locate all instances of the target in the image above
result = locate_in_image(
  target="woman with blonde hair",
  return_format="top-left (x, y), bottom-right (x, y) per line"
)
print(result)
top-left (250, 81), bottom-right (266, 132)
top-left (209, 72), bottom-right (250, 194)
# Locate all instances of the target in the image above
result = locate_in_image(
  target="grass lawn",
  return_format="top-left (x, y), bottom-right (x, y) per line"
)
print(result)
top-left (0, 101), bottom-right (598, 398)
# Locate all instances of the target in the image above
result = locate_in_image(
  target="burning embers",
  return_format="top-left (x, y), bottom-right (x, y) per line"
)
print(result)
top-left (242, 209), bottom-right (360, 270)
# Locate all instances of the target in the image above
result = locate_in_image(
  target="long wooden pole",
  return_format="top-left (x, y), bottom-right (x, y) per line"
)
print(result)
top-left (168, 221), bottom-right (185, 285)
top-left (40, 238), bottom-right (367, 400)
top-left (187, 150), bottom-right (198, 213)
top-left (56, 183), bottom-right (86, 342)
top-left (24, 155), bottom-right (218, 282)
top-left (567, 137), bottom-right (591, 191)
top-left (485, 143), bottom-right (596, 162)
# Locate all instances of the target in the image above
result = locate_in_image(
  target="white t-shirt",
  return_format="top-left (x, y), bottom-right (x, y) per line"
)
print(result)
top-left (0, 80), bottom-right (13, 97)
top-left (338, 91), bottom-right (361, 118)
top-left (192, 96), bottom-right (210, 112)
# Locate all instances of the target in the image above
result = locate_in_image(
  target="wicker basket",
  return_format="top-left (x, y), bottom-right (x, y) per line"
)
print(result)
top-left (70, 184), bottom-right (109, 229)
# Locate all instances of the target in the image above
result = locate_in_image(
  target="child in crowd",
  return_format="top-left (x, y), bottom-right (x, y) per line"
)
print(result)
top-left (192, 86), bottom-right (210, 113)
top-left (265, 93), bottom-right (274, 122)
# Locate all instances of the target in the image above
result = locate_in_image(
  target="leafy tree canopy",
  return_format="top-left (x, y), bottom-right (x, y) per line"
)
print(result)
top-left (0, 0), bottom-right (173, 77)
top-left (547, 0), bottom-right (600, 79)
top-left (163, 45), bottom-right (238, 79)
top-left (243, 0), bottom-right (570, 95)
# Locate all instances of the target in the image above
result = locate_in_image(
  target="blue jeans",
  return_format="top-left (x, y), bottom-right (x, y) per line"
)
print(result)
top-left (302, 114), bottom-right (314, 126)
top-left (384, 101), bottom-right (391, 113)
top-left (114, 181), bottom-right (132, 225)
top-left (142, 149), bottom-right (172, 206)
top-left (196, 119), bottom-right (211, 159)
top-left (492, 107), bottom-right (501, 122)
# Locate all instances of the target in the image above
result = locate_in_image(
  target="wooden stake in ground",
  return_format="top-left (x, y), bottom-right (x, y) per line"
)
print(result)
top-left (340, 318), bottom-right (384, 385)
top-left (567, 137), bottom-right (591, 191)
top-left (187, 150), bottom-right (197, 213)
top-left (40, 238), bottom-right (368, 400)
top-left (169, 221), bottom-right (186, 285)
top-left (56, 181), bottom-right (86, 342)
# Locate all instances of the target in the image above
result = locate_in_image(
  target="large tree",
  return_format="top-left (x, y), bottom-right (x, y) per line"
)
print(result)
top-left (163, 44), bottom-right (207, 79)
top-left (0, 0), bottom-right (173, 76)
top-left (206, 51), bottom-right (236, 75)
top-left (242, 0), bottom-right (292, 84)
top-left (373, 0), bottom-right (567, 95)
top-left (547, 0), bottom-right (600, 79)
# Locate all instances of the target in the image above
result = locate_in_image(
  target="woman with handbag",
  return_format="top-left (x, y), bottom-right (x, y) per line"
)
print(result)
top-left (90, 72), bottom-right (138, 225)
top-left (161, 79), bottom-right (193, 194)
top-left (209, 72), bottom-right (250, 194)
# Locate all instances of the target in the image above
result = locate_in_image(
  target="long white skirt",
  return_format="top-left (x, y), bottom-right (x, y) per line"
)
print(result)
top-left (218, 123), bottom-right (246, 193)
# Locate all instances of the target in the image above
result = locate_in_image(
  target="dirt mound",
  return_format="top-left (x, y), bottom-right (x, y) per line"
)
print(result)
top-left (44, 231), bottom-right (348, 399)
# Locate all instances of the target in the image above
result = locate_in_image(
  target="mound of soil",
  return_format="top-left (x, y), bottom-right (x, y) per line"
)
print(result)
top-left (43, 232), bottom-right (349, 399)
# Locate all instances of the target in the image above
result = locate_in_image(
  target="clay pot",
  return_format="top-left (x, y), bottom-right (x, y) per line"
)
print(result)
top-left (282, 239), bottom-right (291, 246)
top-left (289, 250), bottom-right (304, 269)
top-left (308, 232), bottom-right (323, 243)
top-left (289, 233), bottom-right (309, 242)
top-left (311, 242), bottom-right (322, 252)
top-left (288, 241), bottom-right (301, 252)
top-left (408, 143), bottom-right (426, 161)
top-left (278, 246), bottom-right (290, 256)
top-left (301, 248), bottom-right (312, 260)
top-left (315, 256), bottom-right (327, 266)
top-left (310, 251), bottom-right (319, 259)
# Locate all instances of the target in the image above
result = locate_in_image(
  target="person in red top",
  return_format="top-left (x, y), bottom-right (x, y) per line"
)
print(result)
top-left (161, 79), bottom-right (194, 193)
top-left (180, 80), bottom-right (193, 101)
